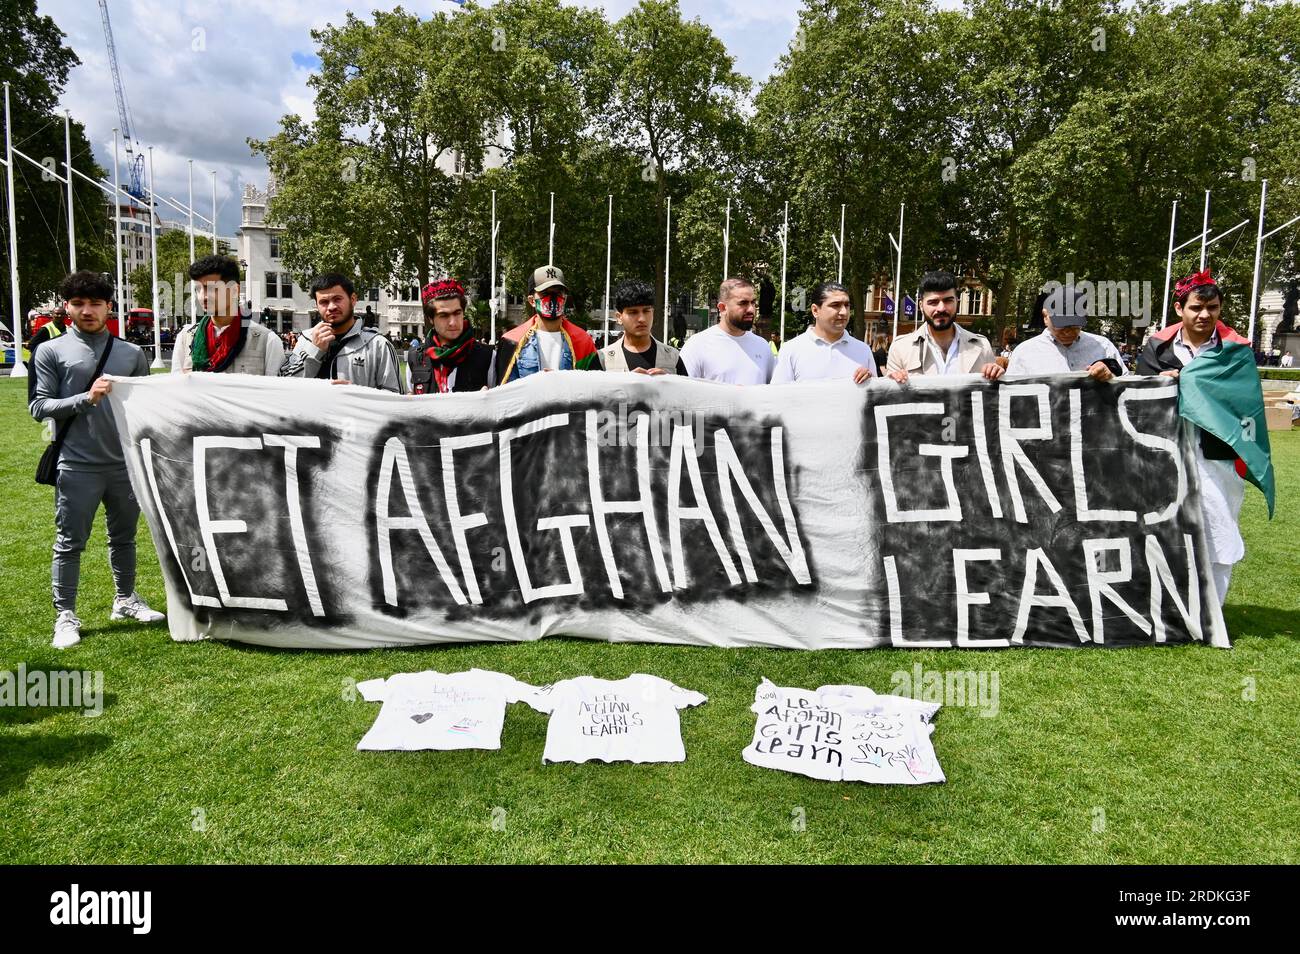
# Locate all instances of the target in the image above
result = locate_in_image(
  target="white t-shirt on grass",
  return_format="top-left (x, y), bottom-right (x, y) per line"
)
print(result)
top-left (525, 674), bottom-right (707, 764)
top-left (742, 679), bottom-right (944, 784)
top-left (356, 668), bottom-right (535, 751)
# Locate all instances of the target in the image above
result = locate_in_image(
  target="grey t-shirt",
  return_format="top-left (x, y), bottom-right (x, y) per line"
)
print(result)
top-left (29, 326), bottom-right (150, 470)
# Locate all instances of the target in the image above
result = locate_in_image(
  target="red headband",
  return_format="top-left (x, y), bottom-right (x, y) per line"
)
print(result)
top-left (421, 279), bottom-right (465, 304)
top-left (1174, 268), bottom-right (1215, 301)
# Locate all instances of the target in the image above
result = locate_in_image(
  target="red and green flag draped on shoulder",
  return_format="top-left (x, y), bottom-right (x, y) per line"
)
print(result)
top-left (1152, 321), bottom-right (1275, 517)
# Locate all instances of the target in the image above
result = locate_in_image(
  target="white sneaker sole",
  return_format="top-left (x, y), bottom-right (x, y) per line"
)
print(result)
top-left (110, 608), bottom-right (165, 622)
top-left (52, 634), bottom-right (81, 649)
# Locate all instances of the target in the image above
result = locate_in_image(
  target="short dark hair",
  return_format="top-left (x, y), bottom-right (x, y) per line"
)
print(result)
top-left (718, 276), bottom-right (755, 304)
top-left (809, 281), bottom-right (849, 308)
top-left (919, 270), bottom-right (958, 297)
top-left (1176, 282), bottom-right (1222, 306)
top-left (59, 270), bottom-right (113, 302)
top-left (614, 280), bottom-right (654, 312)
top-left (188, 254), bottom-right (240, 283)
top-left (309, 272), bottom-right (355, 299)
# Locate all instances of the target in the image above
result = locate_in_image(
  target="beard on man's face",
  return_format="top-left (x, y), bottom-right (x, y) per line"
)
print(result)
top-left (326, 301), bottom-right (355, 327)
top-left (926, 310), bottom-right (954, 331)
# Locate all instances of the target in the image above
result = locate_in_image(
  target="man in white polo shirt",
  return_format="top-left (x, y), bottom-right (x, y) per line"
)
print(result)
top-left (1006, 287), bottom-right (1126, 380)
top-left (680, 277), bottom-right (775, 384)
top-left (772, 281), bottom-right (876, 383)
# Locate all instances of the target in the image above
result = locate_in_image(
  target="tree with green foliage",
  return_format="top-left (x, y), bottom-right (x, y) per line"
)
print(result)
top-left (0, 0), bottom-right (109, 333)
top-left (602, 0), bottom-right (750, 319)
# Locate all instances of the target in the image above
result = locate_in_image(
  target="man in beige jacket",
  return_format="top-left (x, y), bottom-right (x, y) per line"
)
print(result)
top-left (885, 270), bottom-right (1004, 382)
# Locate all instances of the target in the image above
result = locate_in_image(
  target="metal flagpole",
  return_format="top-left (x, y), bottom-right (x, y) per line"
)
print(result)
top-left (64, 110), bottom-right (76, 271)
top-left (1247, 178), bottom-right (1300, 346)
top-left (3, 82), bottom-right (26, 378)
top-left (210, 170), bottom-right (217, 253)
top-left (147, 147), bottom-right (162, 369)
top-left (1203, 219), bottom-right (1250, 261)
top-left (490, 188), bottom-right (498, 344)
top-left (602, 194), bottom-right (612, 343)
top-left (1248, 179), bottom-right (1268, 347)
top-left (1161, 207), bottom-right (1235, 329)
top-left (187, 159), bottom-right (196, 327)
top-left (779, 200), bottom-right (789, 344)
top-left (663, 195), bottom-right (672, 341)
top-left (1160, 200), bottom-right (1178, 329)
top-left (722, 197), bottom-right (731, 281)
top-left (837, 204), bottom-right (845, 283)
top-left (890, 203), bottom-right (905, 340)
top-left (548, 191), bottom-right (555, 266)
top-left (1199, 189), bottom-right (1210, 270)
top-left (112, 128), bottom-right (124, 337)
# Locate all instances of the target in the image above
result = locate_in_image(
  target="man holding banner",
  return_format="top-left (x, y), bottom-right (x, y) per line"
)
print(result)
top-left (30, 272), bottom-right (165, 649)
top-left (598, 280), bottom-right (685, 375)
top-left (885, 271), bottom-right (1003, 382)
top-left (771, 281), bottom-right (876, 383)
top-left (1006, 287), bottom-right (1125, 380)
top-left (680, 277), bottom-right (775, 384)
top-left (491, 266), bottom-right (601, 385)
top-left (1136, 269), bottom-right (1275, 605)
top-left (280, 273), bottom-right (404, 392)
top-left (407, 279), bottom-right (492, 393)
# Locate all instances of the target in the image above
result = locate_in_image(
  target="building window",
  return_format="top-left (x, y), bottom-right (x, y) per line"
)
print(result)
top-left (369, 287), bottom-right (379, 302)
top-left (265, 272), bottom-right (278, 299)
top-left (269, 235), bottom-right (280, 259)
top-left (966, 288), bottom-right (980, 315)
top-left (280, 274), bottom-right (293, 299)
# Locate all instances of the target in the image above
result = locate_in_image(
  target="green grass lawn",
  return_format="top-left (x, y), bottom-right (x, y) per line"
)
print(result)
top-left (1, 376), bottom-right (1296, 864)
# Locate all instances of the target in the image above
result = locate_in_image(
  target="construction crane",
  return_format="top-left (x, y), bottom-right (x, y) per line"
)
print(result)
top-left (98, 0), bottom-right (145, 198)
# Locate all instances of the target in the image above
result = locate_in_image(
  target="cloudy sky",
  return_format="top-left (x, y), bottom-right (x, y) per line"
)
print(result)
top-left (38, 0), bottom-right (961, 237)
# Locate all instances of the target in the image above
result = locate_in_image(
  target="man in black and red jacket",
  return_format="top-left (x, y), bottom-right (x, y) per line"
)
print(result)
top-left (407, 280), bottom-right (493, 393)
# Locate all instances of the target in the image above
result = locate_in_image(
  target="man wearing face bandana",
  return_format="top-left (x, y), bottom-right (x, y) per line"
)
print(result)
top-left (489, 266), bottom-right (601, 386)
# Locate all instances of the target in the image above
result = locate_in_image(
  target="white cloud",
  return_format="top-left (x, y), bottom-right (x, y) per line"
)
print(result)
top-left (37, 0), bottom-right (806, 235)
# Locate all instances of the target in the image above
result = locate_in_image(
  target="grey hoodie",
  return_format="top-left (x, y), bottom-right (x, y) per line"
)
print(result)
top-left (29, 325), bottom-right (150, 470)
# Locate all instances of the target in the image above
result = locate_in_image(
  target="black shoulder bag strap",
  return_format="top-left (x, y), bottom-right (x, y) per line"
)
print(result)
top-left (38, 336), bottom-right (115, 484)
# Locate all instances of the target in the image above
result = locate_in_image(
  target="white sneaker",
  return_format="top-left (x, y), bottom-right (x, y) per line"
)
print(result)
top-left (110, 592), bottom-right (165, 623)
top-left (53, 610), bottom-right (82, 649)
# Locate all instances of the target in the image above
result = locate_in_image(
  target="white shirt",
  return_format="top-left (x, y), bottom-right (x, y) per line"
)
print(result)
top-left (1171, 328), bottom-right (1220, 368)
top-left (771, 327), bottom-right (878, 383)
top-left (525, 674), bottom-right (707, 764)
top-left (922, 328), bottom-right (961, 375)
top-left (680, 323), bottom-right (776, 384)
top-left (1282, 354), bottom-right (1294, 368)
top-left (742, 679), bottom-right (944, 785)
top-left (355, 669), bottom-right (534, 751)
top-left (1168, 328), bottom-right (1244, 565)
top-left (535, 329), bottom-right (564, 370)
top-left (1005, 329), bottom-right (1126, 376)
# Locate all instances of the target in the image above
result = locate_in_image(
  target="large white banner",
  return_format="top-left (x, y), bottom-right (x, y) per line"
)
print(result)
top-left (106, 370), bottom-right (1229, 650)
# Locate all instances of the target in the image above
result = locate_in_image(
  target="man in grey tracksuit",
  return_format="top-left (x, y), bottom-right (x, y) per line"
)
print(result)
top-left (29, 271), bottom-right (165, 648)
top-left (279, 272), bottom-right (404, 392)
